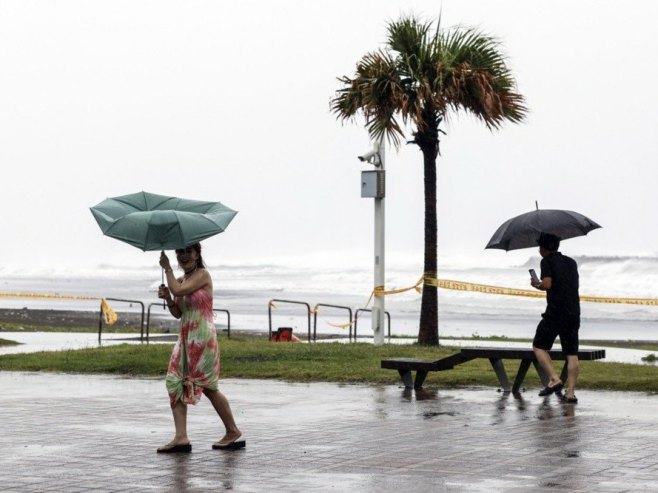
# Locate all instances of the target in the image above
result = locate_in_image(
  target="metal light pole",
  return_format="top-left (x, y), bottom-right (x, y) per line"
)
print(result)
top-left (359, 139), bottom-right (386, 345)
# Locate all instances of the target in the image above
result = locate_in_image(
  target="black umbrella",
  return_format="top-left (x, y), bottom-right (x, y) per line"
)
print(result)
top-left (485, 205), bottom-right (601, 251)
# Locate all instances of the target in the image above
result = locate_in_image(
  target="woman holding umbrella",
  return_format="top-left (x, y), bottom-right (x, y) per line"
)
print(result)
top-left (156, 243), bottom-right (244, 453)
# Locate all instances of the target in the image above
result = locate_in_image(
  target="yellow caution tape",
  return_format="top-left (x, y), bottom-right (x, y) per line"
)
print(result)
top-left (434, 278), bottom-right (545, 299)
top-left (578, 294), bottom-right (658, 306)
top-left (100, 298), bottom-right (118, 325)
top-left (423, 273), bottom-right (440, 288)
top-left (312, 305), bottom-right (354, 330)
top-left (0, 292), bottom-right (121, 323)
top-left (434, 278), bottom-right (658, 305)
top-left (367, 275), bottom-right (658, 306)
top-left (325, 321), bottom-right (353, 330)
top-left (269, 301), bottom-right (317, 315)
top-left (370, 276), bottom-right (428, 301)
top-left (0, 292), bottom-right (98, 300)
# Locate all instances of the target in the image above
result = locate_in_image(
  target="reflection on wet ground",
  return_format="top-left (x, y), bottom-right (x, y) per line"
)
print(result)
top-left (0, 331), bottom-right (170, 355)
top-left (2, 373), bottom-right (655, 491)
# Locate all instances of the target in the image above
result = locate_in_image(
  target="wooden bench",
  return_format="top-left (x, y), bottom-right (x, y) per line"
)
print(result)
top-left (381, 347), bottom-right (606, 392)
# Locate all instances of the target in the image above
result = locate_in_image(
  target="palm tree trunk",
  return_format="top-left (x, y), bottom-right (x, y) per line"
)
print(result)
top-left (414, 111), bottom-right (440, 345)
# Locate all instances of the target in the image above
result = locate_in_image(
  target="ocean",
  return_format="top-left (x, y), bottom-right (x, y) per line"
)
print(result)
top-left (1, 253), bottom-right (657, 341)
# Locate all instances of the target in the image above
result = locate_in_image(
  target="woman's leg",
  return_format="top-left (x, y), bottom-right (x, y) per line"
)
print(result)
top-left (157, 400), bottom-right (190, 451)
top-left (164, 400), bottom-right (190, 445)
top-left (172, 400), bottom-right (190, 442)
top-left (203, 388), bottom-right (241, 443)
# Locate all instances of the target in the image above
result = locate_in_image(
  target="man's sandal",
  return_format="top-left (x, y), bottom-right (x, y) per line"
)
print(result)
top-left (538, 382), bottom-right (564, 396)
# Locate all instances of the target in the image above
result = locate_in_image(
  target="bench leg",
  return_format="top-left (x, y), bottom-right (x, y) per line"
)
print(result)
top-left (489, 358), bottom-right (511, 392)
top-left (512, 359), bottom-right (532, 394)
top-left (398, 369), bottom-right (414, 389)
top-left (414, 371), bottom-right (428, 389)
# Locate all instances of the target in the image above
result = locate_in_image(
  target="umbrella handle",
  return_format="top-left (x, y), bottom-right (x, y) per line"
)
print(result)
top-left (161, 263), bottom-right (166, 310)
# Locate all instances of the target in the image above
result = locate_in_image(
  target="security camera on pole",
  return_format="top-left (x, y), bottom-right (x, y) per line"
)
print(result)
top-left (358, 139), bottom-right (385, 346)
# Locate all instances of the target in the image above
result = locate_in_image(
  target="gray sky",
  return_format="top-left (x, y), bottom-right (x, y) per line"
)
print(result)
top-left (1, 0), bottom-right (657, 274)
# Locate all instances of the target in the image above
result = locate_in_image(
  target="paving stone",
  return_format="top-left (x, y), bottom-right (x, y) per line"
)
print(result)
top-left (0, 372), bottom-right (656, 492)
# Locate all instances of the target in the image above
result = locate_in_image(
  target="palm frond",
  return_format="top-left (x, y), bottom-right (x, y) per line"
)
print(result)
top-left (331, 49), bottom-right (410, 146)
top-left (428, 26), bottom-right (527, 128)
top-left (387, 16), bottom-right (432, 59)
top-left (331, 14), bottom-right (527, 144)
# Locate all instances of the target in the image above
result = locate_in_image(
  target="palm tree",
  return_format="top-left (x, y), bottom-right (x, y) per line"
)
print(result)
top-left (331, 15), bottom-right (527, 345)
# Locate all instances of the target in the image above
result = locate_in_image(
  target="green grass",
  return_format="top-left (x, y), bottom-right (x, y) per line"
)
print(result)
top-left (0, 335), bottom-right (656, 392)
top-left (0, 338), bottom-right (19, 347)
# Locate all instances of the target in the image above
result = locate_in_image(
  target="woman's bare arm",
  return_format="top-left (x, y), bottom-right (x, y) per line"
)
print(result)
top-left (165, 269), bottom-right (212, 297)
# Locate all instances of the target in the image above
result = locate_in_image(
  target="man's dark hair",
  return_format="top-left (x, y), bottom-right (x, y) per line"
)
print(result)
top-left (537, 233), bottom-right (560, 251)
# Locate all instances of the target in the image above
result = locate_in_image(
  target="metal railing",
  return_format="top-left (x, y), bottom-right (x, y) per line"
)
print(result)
top-left (312, 303), bottom-right (353, 342)
top-left (145, 302), bottom-right (165, 343)
top-left (354, 308), bottom-right (391, 340)
top-left (103, 296), bottom-right (393, 344)
top-left (268, 300), bottom-right (395, 342)
top-left (214, 308), bottom-right (231, 339)
top-left (145, 303), bottom-right (232, 342)
top-left (268, 299), bottom-right (312, 342)
top-left (98, 298), bottom-right (145, 344)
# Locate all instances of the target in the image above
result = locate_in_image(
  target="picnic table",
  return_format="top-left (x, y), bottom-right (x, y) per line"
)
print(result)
top-left (381, 347), bottom-right (606, 392)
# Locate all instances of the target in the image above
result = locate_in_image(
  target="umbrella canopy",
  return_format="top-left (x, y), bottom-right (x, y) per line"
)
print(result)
top-left (485, 209), bottom-right (601, 251)
top-left (90, 191), bottom-right (237, 251)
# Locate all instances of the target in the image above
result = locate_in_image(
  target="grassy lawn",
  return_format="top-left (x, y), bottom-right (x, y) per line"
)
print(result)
top-left (0, 335), bottom-right (656, 392)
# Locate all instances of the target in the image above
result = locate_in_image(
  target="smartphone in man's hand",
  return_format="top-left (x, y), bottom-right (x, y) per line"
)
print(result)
top-left (529, 269), bottom-right (539, 283)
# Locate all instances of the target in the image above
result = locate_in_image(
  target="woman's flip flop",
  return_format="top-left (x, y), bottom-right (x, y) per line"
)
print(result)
top-left (212, 438), bottom-right (246, 450)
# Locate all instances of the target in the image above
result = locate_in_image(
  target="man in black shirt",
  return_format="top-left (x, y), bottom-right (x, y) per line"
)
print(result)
top-left (530, 233), bottom-right (580, 403)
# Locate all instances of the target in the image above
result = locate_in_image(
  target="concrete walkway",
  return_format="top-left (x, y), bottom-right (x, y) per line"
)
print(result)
top-left (0, 372), bottom-right (656, 492)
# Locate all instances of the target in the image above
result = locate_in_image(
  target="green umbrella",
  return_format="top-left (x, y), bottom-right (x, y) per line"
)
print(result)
top-left (90, 191), bottom-right (238, 251)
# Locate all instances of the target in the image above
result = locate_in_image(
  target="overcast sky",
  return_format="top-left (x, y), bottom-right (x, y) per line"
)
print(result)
top-left (1, 0), bottom-right (657, 274)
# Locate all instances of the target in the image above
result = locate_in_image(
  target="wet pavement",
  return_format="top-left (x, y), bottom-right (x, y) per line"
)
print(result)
top-left (0, 373), bottom-right (657, 492)
top-left (0, 332), bottom-right (152, 355)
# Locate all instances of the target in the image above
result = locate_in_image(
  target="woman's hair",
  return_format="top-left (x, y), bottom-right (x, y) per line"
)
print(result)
top-left (176, 243), bottom-right (206, 269)
top-left (192, 243), bottom-right (205, 268)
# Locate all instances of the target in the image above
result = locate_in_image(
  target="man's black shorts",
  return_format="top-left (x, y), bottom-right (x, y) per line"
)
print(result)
top-left (533, 316), bottom-right (580, 355)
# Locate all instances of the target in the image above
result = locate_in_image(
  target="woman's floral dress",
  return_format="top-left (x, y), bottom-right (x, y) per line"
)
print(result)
top-left (165, 287), bottom-right (220, 407)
